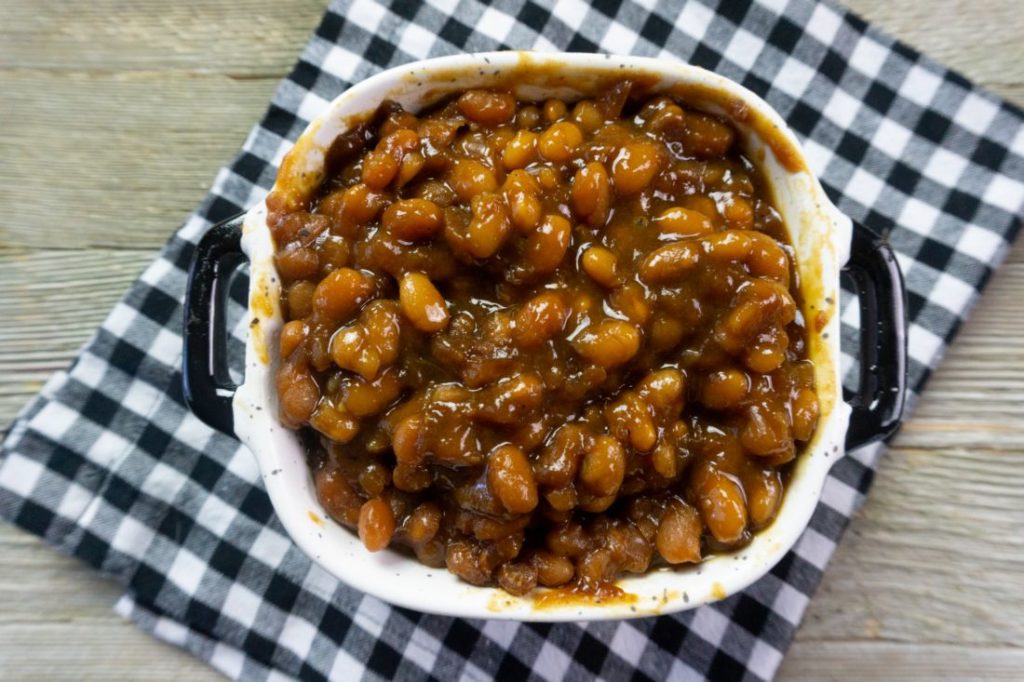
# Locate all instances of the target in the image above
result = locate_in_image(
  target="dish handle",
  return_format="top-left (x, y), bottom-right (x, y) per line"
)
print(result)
top-left (182, 213), bottom-right (246, 436)
top-left (842, 223), bottom-right (908, 450)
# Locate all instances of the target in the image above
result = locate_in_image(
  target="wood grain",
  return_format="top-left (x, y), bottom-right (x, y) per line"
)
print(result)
top-left (0, 0), bottom-right (1021, 679)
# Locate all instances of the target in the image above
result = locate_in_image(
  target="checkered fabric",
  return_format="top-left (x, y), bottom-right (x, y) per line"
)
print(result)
top-left (2, 0), bottom-right (1023, 679)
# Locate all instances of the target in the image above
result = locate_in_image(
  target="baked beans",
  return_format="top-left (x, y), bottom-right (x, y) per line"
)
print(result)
top-left (268, 83), bottom-right (819, 596)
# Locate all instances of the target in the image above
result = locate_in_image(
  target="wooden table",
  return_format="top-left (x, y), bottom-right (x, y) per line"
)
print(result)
top-left (1, 1), bottom-right (1021, 678)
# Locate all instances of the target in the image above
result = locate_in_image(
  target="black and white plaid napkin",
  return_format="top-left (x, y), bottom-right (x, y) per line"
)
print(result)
top-left (2, 0), bottom-right (1022, 679)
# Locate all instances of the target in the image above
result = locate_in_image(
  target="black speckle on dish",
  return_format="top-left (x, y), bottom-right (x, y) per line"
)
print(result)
top-left (822, 332), bottom-right (829, 338)
top-left (630, 605), bottom-right (637, 613)
top-left (683, 592), bottom-right (690, 603)
top-left (825, 296), bottom-right (834, 305)
top-left (483, 56), bottom-right (491, 64)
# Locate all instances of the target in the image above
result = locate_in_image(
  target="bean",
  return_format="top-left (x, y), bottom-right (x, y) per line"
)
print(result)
top-left (275, 245), bottom-right (320, 282)
top-left (572, 319), bottom-right (641, 368)
top-left (496, 562), bottom-right (539, 596)
top-left (449, 158), bottom-right (498, 202)
top-left (792, 388), bottom-right (820, 441)
top-left (279, 320), bottom-right (308, 358)
top-left (516, 105), bottom-right (541, 129)
top-left (543, 98), bottom-right (568, 122)
top-left (580, 245), bottom-right (620, 288)
top-left (656, 500), bottom-right (702, 564)
top-left (358, 462), bottom-right (391, 497)
top-left (609, 282), bottom-right (651, 325)
top-left (651, 439), bottom-right (679, 479)
top-left (391, 414), bottom-right (424, 464)
top-left (309, 400), bottom-right (360, 443)
top-left (285, 281), bottom-right (316, 319)
top-left (533, 550), bottom-right (575, 587)
top-left (342, 368), bottom-right (402, 417)
top-left (361, 150), bottom-right (400, 190)
top-left (637, 367), bottom-right (686, 410)
top-left (399, 272), bottom-right (449, 333)
top-left (745, 469), bottom-right (782, 528)
top-left (445, 541), bottom-right (491, 586)
top-left (695, 467), bottom-right (748, 545)
top-left (535, 424), bottom-right (588, 488)
top-left (701, 368), bottom-right (750, 409)
top-left (639, 241), bottom-right (701, 284)
top-left (652, 206), bottom-right (713, 239)
top-left (277, 369), bottom-right (319, 427)
top-left (405, 502), bottom-right (442, 544)
top-left (605, 392), bottom-right (657, 452)
top-left (337, 183), bottom-right (383, 227)
top-left (611, 142), bottom-right (663, 196)
top-left (465, 192), bottom-right (512, 258)
top-left (358, 498), bottom-right (396, 551)
top-left (315, 467), bottom-right (361, 526)
top-left (312, 267), bottom-right (374, 322)
top-left (723, 196), bottom-right (754, 229)
top-left (571, 162), bottom-right (611, 227)
top-left (678, 111), bottom-right (735, 158)
top-left (514, 291), bottom-right (569, 348)
top-left (502, 130), bottom-right (538, 170)
top-left (521, 214), bottom-right (572, 275)
top-left (487, 444), bottom-right (539, 514)
top-left (741, 403), bottom-right (791, 456)
top-left (382, 198), bottom-right (443, 241)
top-left (571, 100), bottom-right (604, 132)
top-left (546, 522), bottom-right (589, 558)
top-left (318, 235), bottom-right (350, 272)
top-left (508, 190), bottom-right (543, 233)
top-left (538, 121), bottom-right (583, 163)
top-left (579, 435), bottom-right (626, 497)
top-left (476, 373), bottom-right (545, 424)
top-left (457, 89), bottom-right (517, 126)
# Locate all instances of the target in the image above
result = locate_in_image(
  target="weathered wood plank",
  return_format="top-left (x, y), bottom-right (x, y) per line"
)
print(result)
top-left (0, 0), bottom-right (326, 75)
top-left (0, 72), bottom-right (280, 250)
top-left (781, 641), bottom-right (1024, 680)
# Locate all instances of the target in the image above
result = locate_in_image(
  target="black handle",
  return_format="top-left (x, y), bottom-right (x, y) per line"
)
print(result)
top-left (182, 213), bottom-right (247, 436)
top-left (842, 223), bottom-right (908, 450)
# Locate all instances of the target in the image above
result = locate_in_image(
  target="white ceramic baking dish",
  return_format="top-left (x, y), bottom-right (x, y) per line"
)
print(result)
top-left (183, 51), bottom-right (906, 621)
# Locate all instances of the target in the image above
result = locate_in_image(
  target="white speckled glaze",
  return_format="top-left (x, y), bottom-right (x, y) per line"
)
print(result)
top-left (232, 52), bottom-right (852, 621)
